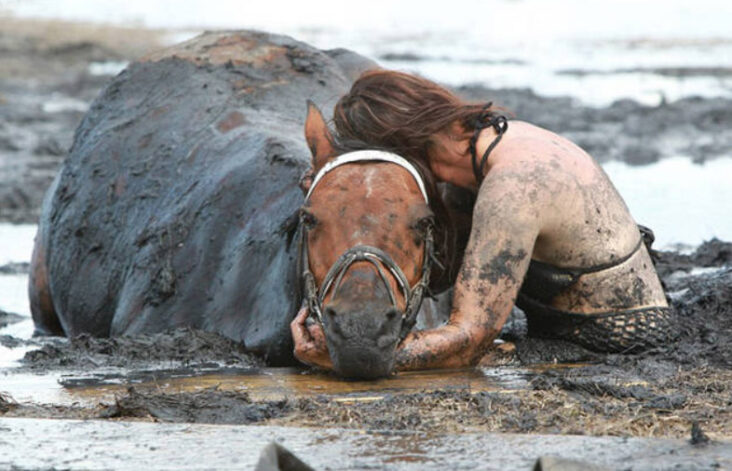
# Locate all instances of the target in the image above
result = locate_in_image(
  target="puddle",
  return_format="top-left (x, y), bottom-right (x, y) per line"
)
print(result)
top-left (0, 365), bottom-right (540, 408)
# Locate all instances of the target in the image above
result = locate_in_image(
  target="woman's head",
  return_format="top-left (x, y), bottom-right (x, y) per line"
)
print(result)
top-left (332, 70), bottom-right (491, 168)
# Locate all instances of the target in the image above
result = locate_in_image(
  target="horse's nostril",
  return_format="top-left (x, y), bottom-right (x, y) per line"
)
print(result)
top-left (385, 309), bottom-right (398, 321)
top-left (325, 306), bottom-right (337, 318)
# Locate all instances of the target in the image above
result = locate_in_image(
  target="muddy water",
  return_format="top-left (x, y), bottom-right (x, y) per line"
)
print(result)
top-left (2, 364), bottom-right (537, 406)
top-left (1, 417), bottom-right (729, 470)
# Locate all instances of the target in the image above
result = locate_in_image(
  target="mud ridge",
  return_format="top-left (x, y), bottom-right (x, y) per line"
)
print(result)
top-left (21, 327), bottom-right (264, 370)
top-left (99, 386), bottom-right (288, 424)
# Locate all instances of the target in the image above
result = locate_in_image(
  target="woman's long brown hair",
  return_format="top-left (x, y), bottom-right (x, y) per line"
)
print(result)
top-left (330, 69), bottom-right (492, 291)
top-left (332, 69), bottom-right (495, 163)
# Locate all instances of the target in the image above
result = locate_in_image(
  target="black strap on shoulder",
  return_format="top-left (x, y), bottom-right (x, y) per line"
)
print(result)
top-left (468, 102), bottom-right (509, 184)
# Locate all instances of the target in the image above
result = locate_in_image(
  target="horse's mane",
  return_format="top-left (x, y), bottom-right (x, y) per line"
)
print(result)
top-left (330, 136), bottom-right (474, 294)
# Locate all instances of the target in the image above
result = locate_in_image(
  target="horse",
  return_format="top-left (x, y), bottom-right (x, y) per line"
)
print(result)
top-left (297, 102), bottom-right (460, 378)
top-left (28, 31), bottom-right (467, 375)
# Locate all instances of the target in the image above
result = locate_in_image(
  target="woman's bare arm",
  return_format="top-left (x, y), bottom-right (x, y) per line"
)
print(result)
top-left (396, 165), bottom-right (543, 370)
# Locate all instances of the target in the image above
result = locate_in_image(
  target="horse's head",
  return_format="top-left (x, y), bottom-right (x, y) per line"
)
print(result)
top-left (299, 102), bottom-right (449, 379)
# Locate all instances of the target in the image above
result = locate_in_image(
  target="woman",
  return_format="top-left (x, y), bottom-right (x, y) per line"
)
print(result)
top-left (291, 70), bottom-right (674, 371)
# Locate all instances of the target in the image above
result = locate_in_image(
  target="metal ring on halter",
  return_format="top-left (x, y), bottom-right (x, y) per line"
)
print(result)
top-left (298, 150), bottom-right (435, 342)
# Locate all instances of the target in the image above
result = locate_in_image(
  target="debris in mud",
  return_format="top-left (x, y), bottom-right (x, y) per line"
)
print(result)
top-left (0, 392), bottom-right (18, 414)
top-left (690, 421), bottom-right (710, 446)
top-left (0, 334), bottom-right (26, 348)
top-left (533, 456), bottom-right (611, 471)
top-left (271, 385), bottom-right (731, 438)
top-left (654, 238), bottom-right (732, 280)
top-left (255, 442), bottom-right (315, 471)
top-left (0, 262), bottom-right (30, 275)
top-left (22, 327), bottom-right (264, 370)
top-left (0, 309), bottom-right (24, 329)
top-left (99, 386), bottom-right (289, 424)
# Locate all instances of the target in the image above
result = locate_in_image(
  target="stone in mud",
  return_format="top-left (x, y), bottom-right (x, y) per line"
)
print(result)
top-left (29, 31), bottom-right (377, 365)
top-left (0, 392), bottom-right (18, 414)
top-left (0, 262), bottom-right (30, 275)
top-left (0, 309), bottom-right (24, 329)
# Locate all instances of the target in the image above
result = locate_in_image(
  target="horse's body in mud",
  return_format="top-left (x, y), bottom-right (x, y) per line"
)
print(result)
top-left (28, 31), bottom-right (380, 364)
top-left (28, 31), bottom-right (461, 369)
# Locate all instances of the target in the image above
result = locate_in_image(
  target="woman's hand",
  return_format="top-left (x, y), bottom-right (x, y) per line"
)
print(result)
top-left (290, 306), bottom-right (333, 370)
top-left (395, 322), bottom-right (481, 371)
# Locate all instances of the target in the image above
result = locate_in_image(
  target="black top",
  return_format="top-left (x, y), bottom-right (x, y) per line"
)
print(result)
top-left (516, 225), bottom-right (655, 315)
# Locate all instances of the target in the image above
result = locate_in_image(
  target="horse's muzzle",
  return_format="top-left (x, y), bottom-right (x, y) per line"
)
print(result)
top-left (322, 302), bottom-right (402, 379)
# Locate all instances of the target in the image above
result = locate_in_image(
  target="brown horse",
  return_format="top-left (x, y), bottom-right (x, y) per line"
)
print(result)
top-left (299, 103), bottom-right (461, 378)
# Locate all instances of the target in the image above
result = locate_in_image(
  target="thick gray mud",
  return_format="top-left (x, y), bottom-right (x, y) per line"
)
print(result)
top-left (21, 327), bottom-right (263, 370)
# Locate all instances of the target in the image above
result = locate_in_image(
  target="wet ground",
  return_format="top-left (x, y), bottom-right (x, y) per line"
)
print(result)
top-left (1, 16), bottom-right (731, 469)
top-left (1, 418), bottom-right (729, 470)
top-left (1, 241), bottom-right (730, 443)
top-left (0, 17), bottom-right (166, 223)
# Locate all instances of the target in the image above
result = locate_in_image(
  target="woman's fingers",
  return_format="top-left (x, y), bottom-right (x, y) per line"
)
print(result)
top-left (291, 307), bottom-right (311, 339)
top-left (291, 307), bottom-right (332, 370)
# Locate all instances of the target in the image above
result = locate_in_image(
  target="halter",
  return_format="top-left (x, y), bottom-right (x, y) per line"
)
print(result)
top-left (299, 150), bottom-right (435, 341)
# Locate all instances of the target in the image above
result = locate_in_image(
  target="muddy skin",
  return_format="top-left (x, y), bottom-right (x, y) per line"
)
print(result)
top-left (481, 249), bottom-right (528, 283)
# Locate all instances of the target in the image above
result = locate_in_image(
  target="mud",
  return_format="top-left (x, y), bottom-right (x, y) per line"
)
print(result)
top-left (0, 309), bottom-right (24, 329)
top-left (0, 261), bottom-right (29, 275)
top-left (0, 17), bottom-right (167, 223)
top-left (99, 386), bottom-right (289, 424)
top-left (20, 327), bottom-right (263, 370)
top-left (3, 241), bottom-right (730, 440)
top-left (456, 85), bottom-right (732, 165)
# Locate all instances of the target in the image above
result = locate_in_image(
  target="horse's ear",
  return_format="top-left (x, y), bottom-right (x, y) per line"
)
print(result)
top-left (304, 100), bottom-right (335, 172)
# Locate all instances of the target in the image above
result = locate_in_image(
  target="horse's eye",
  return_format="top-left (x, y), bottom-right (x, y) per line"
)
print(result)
top-left (300, 209), bottom-right (319, 228)
top-left (415, 216), bottom-right (435, 233)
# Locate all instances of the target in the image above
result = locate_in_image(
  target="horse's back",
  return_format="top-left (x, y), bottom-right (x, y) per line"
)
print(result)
top-left (30, 31), bottom-right (376, 364)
